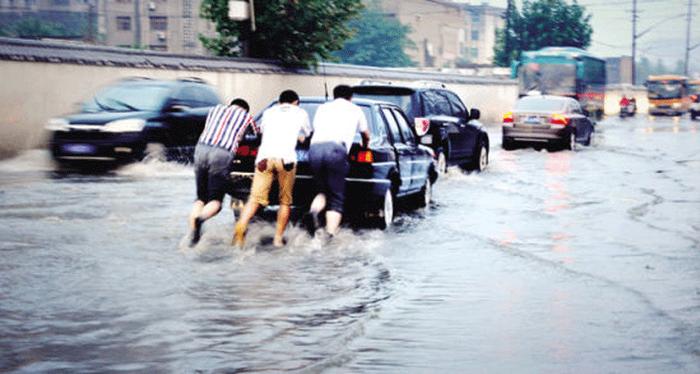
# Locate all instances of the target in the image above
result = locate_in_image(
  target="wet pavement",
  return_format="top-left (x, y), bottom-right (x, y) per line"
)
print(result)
top-left (1, 115), bottom-right (699, 372)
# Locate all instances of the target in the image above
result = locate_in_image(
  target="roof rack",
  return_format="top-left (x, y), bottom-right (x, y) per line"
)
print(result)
top-left (177, 76), bottom-right (207, 84)
top-left (358, 79), bottom-right (393, 86)
top-left (410, 80), bottom-right (447, 89)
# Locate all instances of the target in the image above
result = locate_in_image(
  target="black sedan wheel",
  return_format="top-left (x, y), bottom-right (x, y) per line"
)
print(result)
top-left (566, 130), bottom-right (577, 151)
top-left (375, 188), bottom-right (395, 230)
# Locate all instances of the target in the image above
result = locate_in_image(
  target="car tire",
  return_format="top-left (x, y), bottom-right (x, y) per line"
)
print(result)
top-left (583, 131), bottom-right (592, 146)
top-left (416, 177), bottom-right (432, 208)
top-left (375, 188), bottom-right (395, 230)
top-left (436, 151), bottom-right (447, 175)
top-left (472, 140), bottom-right (488, 172)
top-left (502, 137), bottom-right (515, 151)
top-left (566, 130), bottom-right (576, 151)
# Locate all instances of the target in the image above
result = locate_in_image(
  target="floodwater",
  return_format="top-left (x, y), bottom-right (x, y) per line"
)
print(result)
top-left (1, 116), bottom-right (699, 372)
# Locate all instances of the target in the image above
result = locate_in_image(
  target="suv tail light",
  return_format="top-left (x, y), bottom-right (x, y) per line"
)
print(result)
top-left (503, 112), bottom-right (513, 126)
top-left (414, 117), bottom-right (430, 135)
top-left (550, 113), bottom-right (569, 126)
top-left (691, 94), bottom-right (698, 103)
top-left (351, 149), bottom-right (374, 163)
top-left (236, 145), bottom-right (257, 157)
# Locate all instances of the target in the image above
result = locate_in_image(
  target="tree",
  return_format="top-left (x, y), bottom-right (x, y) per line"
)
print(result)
top-left (493, 0), bottom-right (592, 67)
top-left (493, 0), bottom-right (520, 67)
top-left (334, 7), bottom-right (415, 67)
top-left (200, 0), bottom-right (363, 67)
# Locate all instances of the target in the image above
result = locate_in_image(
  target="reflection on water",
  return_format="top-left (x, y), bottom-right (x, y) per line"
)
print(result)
top-left (2, 116), bottom-right (700, 372)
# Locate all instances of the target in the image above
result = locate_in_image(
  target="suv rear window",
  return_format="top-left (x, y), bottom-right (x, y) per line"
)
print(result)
top-left (352, 86), bottom-right (415, 117)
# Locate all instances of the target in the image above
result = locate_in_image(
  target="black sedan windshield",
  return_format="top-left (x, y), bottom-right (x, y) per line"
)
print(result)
top-left (83, 84), bottom-right (171, 112)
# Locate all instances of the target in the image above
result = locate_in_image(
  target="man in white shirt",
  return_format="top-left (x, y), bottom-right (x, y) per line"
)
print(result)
top-left (234, 90), bottom-right (312, 248)
top-left (308, 84), bottom-right (370, 236)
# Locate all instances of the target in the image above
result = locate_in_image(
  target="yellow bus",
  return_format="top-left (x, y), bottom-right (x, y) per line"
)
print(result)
top-left (645, 75), bottom-right (689, 116)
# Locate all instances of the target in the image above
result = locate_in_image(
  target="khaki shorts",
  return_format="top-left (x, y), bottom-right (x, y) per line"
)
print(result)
top-left (249, 158), bottom-right (297, 206)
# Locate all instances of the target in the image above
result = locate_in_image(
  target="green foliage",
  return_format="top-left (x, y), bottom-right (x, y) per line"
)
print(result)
top-left (200, 0), bottom-right (363, 67)
top-left (333, 8), bottom-right (415, 67)
top-left (0, 16), bottom-right (70, 39)
top-left (493, 0), bottom-right (592, 67)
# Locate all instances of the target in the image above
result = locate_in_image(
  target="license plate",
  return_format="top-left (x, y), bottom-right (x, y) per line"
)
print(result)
top-left (296, 149), bottom-right (308, 162)
top-left (62, 143), bottom-right (96, 154)
top-left (524, 116), bottom-right (541, 124)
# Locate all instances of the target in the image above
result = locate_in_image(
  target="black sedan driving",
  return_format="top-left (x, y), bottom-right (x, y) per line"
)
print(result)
top-left (502, 95), bottom-right (594, 151)
top-left (47, 77), bottom-right (220, 166)
top-left (228, 97), bottom-right (438, 229)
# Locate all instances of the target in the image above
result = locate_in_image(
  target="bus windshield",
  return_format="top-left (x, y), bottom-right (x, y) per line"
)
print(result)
top-left (647, 81), bottom-right (683, 99)
top-left (519, 63), bottom-right (576, 96)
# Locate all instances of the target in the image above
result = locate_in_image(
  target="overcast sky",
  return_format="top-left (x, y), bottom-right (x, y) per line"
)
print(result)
top-left (467, 0), bottom-right (699, 74)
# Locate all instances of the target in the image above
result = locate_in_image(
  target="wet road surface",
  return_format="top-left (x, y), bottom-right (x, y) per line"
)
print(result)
top-left (1, 116), bottom-right (699, 372)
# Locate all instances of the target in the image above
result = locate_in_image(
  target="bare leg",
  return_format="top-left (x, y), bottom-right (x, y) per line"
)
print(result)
top-left (325, 210), bottom-right (342, 236)
top-left (233, 200), bottom-right (259, 246)
top-left (199, 200), bottom-right (222, 221)
top-left (189, 200), bottom-right (205, 228)
top-left (274, 204), bottom-right (291, 247)
top-left (189, 200), bottom-right (220, 246)
top-left (310, 193), bottom-right (326, 214)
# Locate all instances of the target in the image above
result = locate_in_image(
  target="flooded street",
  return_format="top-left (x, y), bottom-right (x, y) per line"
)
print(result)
top-left (1, 116), bottom-right (699, 372)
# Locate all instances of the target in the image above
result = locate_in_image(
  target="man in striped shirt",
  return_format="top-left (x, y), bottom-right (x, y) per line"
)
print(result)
top-left (189, 98), bottom-right (259, 246)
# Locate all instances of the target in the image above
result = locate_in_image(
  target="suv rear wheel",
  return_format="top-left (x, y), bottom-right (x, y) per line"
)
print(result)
top-left (436, 151), bottom-right (447, 174)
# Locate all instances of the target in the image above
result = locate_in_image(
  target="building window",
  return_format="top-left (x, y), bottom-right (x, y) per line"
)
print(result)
top-left (51, 0), bottom-right (70, 5)
top-left (150, 16), bottom-right (167, 31)
top-left (471, 12), bottom-right (481, 24)
top-left (471, 30), bottom-right (479, 41)
top-left (116, 16), bottom-right (131, 31)
top-left (470, 48), bottom-right (479, 60)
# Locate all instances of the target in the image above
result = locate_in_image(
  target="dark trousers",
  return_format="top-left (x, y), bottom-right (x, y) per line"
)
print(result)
top-left (309, 142), bottom-right (349, 214)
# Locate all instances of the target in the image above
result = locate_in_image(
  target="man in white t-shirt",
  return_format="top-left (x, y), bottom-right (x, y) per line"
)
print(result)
top-left (307, 84), bottom-right (370, 236)
top-left (234, 90), bottom-right (312, 248)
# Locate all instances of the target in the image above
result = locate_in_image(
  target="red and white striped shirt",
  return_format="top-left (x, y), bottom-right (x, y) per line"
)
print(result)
top-left (198, 104), bottom-right (259, 153)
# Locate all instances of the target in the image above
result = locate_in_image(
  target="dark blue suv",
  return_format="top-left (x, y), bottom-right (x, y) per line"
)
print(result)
top-left (47, 77), bottom-right (221, 166)
top-left (353, 81), bottom-right (489, 174)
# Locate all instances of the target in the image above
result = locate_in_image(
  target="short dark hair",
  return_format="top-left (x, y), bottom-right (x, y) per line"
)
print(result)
top-left (333, 85), bottom-right (353, 100)
top-left (230, 98), bottom-right (249, 112)
top-left (279, 90), bottom-right (299, 104)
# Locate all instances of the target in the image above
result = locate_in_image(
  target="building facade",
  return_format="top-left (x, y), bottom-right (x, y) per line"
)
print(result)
top-left (0, 0), bottom-right (215, 54)
top-left (459, 2), bottom-right (504, 66)
top-left (377, 0), bottom-right (503, 68)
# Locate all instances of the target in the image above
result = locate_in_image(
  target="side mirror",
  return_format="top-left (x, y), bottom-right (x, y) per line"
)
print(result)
top-left (469, 108), bottom-right (481, 121)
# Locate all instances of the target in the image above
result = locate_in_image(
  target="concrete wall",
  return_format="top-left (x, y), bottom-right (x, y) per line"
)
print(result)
top-left (0, 38), bottom-right (518, 157)
top-left (0, 62), bottom-right (517, 157)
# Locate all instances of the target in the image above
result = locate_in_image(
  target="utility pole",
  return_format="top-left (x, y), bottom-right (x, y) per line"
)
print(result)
top-left (684, 0), bottom-right (692, 76)
top-left (134, 0), bottom-right (141, 48)
top-left (632, 0), bottom-right (637, 85)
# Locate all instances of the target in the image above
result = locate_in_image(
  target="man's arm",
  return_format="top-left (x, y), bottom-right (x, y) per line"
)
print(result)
top-left (298, 111), bottom-right (312, 143)
top-left (360, 129), bottom-right (370, 149)
top-left (358, 108), bottom-right (370, 149)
